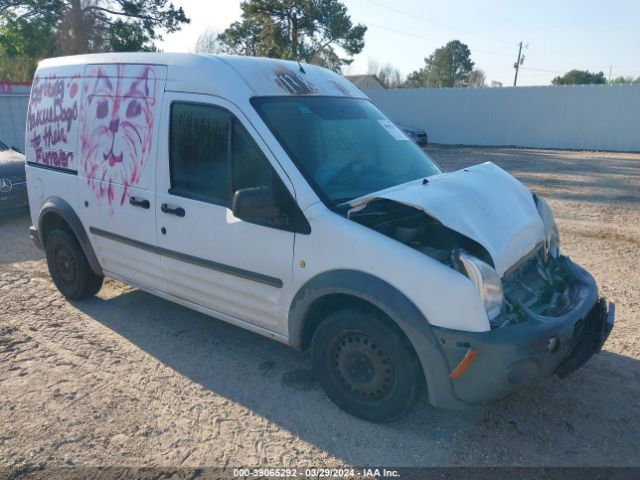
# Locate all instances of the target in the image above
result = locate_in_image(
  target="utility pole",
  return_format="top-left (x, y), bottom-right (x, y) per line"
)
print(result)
top-left (513, 41), bottom-right (525, 86)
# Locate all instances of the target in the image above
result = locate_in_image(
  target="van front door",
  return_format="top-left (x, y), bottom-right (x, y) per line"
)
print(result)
top-left (155, 93), bottom-right (301, 336)
top-left (78, 63), bottom-right (168, 291)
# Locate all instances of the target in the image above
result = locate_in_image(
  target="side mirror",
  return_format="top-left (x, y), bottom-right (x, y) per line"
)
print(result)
top-left (232, 187), bottom-right (283, 224)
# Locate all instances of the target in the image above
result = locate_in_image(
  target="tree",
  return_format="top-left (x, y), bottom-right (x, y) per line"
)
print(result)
top-left (0, 9), bottom-right (57, 80)
top-left (217, 0), bottom-right (367, 71)
top-left (109, 19), bottom-right (158, 52)
top-left (55, 1), bottom-right (109, 54)
top-left (367, 59), bottom-right (403, 88)
top-left (551, 69), bottom-right (606, 85)
top-left (217, 18), bottom-right (263, 57)
top-left (468, 68), bottom-right (486, 88)
top-left (490, 80), bottom-right (503, 88)
top-left (194, 28), bottom-right (225, 55)
top-left (405, 40), bottom-right (474, 88)
top-left (610, 75), bottom-right (640, 84)
top-left (0, 0), bottom-right (188, 58)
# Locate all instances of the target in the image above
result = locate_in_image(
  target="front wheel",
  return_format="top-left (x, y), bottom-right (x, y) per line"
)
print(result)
top-left (45, 228), bottom-right (104, 300)
top-left (311, 308), bottom-right (423, 422)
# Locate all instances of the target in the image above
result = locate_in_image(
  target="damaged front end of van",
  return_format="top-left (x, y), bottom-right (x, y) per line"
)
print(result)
top-left (346, 161), bottom-right (614, 406)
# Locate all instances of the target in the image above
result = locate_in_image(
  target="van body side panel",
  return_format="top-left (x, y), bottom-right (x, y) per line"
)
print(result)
top-left (25, 66), bottom-right (83, 173)
top-left (25, 65), bottom-right (84, 229)
top-left (77, 63), bottom-right (168, 291)
top-left (26, 167), bottom-right (81, 242)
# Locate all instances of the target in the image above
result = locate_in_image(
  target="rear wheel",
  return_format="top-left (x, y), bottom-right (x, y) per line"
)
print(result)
top-left (45, 228), bottom-right (103, 299)
top-left (311, 308), bottom-right (423, 422)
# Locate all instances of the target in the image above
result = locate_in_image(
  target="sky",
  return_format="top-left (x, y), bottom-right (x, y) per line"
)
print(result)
top-left (158, 0), bottom-right (640, 86)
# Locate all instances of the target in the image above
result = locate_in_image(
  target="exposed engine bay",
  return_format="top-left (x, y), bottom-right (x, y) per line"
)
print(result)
top-left (349, 199), bottom-right (580, 329)
top-left (348, 199), bottom-right (493, 266)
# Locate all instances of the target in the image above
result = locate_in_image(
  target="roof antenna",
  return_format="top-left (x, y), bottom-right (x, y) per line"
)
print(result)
top-left (297, 60), bottom-right (306, 74)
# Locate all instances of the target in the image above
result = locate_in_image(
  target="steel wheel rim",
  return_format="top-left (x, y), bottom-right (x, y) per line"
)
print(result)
top-left (331, 331), bottom-right (395, 400)
top-left (55, 246), bottom-right (77, 284)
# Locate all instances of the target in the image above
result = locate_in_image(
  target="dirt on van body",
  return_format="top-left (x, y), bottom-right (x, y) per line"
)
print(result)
top-left (1, 146), bottom-right (639, 472)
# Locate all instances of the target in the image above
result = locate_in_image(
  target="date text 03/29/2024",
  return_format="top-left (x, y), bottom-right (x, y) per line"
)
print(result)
top-left (233, 468), bottom-right (400, 478)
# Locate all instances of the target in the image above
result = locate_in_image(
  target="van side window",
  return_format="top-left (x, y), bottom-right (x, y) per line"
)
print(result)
top-left (170, 103), bottom-right (231, 204)
top-left (231, 120), bottom-right (310, 234)
top-left (232, 120), bottom-right (275, 192)
top-left (169, 101), bottom-right (310, 233)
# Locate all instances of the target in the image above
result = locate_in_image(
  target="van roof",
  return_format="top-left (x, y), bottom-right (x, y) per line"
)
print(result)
top-left (37, 52), bottom-right (366, 100)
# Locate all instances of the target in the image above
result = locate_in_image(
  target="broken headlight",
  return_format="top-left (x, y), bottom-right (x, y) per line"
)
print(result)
top-left (534, 195), bottom-right (560, 261)
top-left (456, 251), bottom-right (504, 324)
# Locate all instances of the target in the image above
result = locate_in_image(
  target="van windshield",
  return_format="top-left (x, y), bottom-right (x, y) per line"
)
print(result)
top-left (252, 96), bottom-right (441, 206)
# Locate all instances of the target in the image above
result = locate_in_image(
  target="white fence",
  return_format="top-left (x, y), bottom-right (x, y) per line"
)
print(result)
top-left (365, 84), bottom-right (640, 152)
top-left (2, 82), bottom-right (640, 153)
top-left (0, 83), bottom-right (30, 152)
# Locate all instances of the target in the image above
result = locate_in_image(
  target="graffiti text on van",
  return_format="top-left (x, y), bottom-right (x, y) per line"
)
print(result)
top-left (29, 131), bottom-right (73, 168)
top-left (27, 98), bottom-right (78, 133)
top-left (30, 77), bottom-right (65, 106)
top-left (35, 148), bottom-right (73, 169)
top-left (27, 75), bottom-right (80, 170)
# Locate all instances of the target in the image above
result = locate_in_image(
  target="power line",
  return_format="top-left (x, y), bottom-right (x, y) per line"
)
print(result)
top-left (520, 66), bottom-right (564, 73)
top-left (358, 0), bottom-right (639, 81)
top-left (354, 9), bottom-right (639, 83)
top-left (360, 19), bottom-right (514, 58)
top-left (361, 20), bottom-right (442, 45)
top-left (363, 0), bottom-right (515, 46)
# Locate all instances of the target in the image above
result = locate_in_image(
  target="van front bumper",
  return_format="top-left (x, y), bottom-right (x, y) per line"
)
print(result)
top-left (428, 260), bottom-right (614, 407)
top-left (29, 226), bottom-right (43, 250)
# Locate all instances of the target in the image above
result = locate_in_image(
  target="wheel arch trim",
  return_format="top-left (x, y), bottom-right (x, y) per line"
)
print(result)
top-left (37, 196), bottom-right (103, 276)
top-left (288, 269), bottom-right (466, 409)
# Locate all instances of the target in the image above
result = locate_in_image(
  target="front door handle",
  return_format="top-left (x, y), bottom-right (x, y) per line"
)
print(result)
top-left (161, 203), bottom-right (186, 217)
top-left (129, 196), bottom-right (150, 209)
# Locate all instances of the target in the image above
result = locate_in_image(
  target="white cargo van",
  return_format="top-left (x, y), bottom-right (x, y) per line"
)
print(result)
top-left (26, 53), bottom-right (614, 422)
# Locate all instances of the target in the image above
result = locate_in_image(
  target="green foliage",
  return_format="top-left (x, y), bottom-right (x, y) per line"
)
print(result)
top-left (218, 18), bottom-right (264, 57)
top-left (217, 0), bottom-right (367, 71)
top-left (0, 50), bottom-right (36, 81)
top-left (610, 75), bottom-right (640, 84)
top-left (0, 8), bottom-right (58, 80)
top-left (0, 0), bottom-right (188, 79)
top-left (551, 70), bottom-right (606, 85)
top-left (96, 0), bottom-right (189, 42)
top-left (109, 20), bottom-right (157, 52)
top-left (405, 40), bottom-right (475, 88)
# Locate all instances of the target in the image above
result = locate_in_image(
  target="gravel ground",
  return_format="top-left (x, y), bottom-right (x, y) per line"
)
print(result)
top-left (1, 146), bottom-right (639, 471)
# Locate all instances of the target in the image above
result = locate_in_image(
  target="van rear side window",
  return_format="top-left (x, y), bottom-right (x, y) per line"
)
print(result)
top-left (170, 103), bottom-right (231, 204)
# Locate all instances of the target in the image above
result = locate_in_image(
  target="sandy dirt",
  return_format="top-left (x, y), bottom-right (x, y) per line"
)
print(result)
top-left (1, 147), bottom-right (639, 471)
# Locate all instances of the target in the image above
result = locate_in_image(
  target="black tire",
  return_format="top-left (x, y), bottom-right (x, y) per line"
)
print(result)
top-left (312, 308), bottom-right (423, 422)
top-left (45, 228), bottom-right (103, 300)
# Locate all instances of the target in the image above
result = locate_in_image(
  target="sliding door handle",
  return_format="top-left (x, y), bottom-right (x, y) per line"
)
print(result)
top-left (129, 196), bottom-right (150, 209)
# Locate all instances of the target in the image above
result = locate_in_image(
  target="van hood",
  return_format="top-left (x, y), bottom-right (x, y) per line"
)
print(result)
top-left (348, 162), bottom-right (545, 276)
